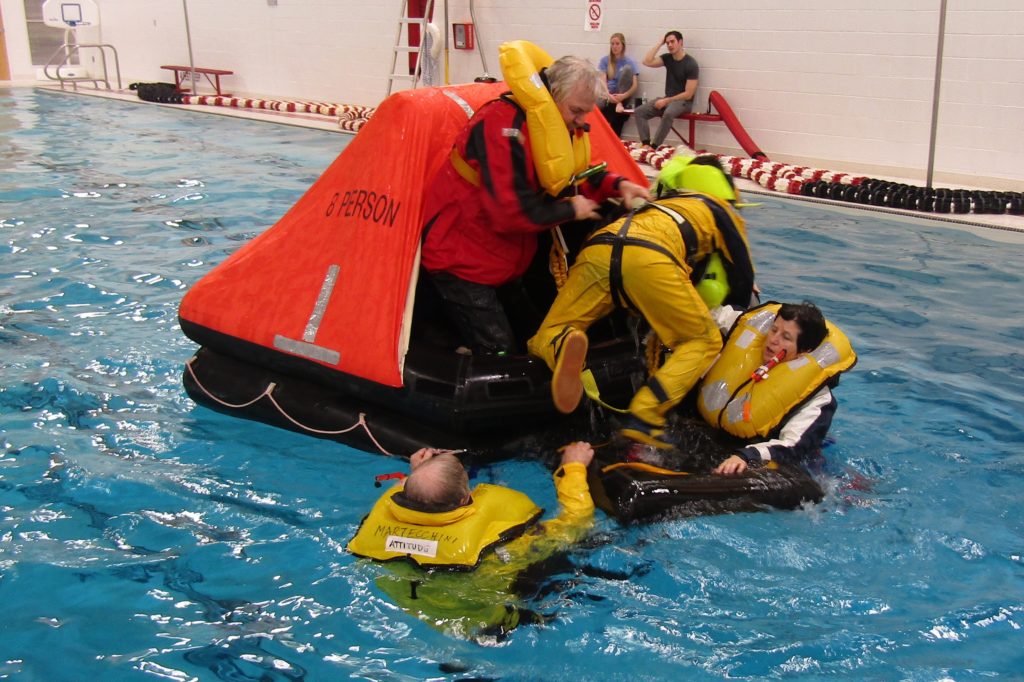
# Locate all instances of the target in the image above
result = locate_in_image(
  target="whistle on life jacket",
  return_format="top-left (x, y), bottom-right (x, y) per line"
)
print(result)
top-left (751, 349), bottom-right (787, 383)
top-left (374, 472), bottom-right (407, 488)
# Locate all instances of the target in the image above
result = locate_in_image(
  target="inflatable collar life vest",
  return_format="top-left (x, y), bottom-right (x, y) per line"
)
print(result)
top-left (698, 303), bottom-right (857, 438)
top-left (348, 483), bottom-right (543, 570)
top-left (498, 40), bottom-right (590, 196)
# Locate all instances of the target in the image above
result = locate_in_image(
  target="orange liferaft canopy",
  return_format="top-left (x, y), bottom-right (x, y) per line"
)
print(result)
top-left (179, 81), bottom-right (645, 388)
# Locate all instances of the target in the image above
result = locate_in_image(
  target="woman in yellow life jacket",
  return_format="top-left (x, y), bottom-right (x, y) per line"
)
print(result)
top-left (704, 301), bottom-right (857, 475)
top-left (528, 155), bottom-right (755, 450)
top-left (348, 442), bottom-right (595, 640)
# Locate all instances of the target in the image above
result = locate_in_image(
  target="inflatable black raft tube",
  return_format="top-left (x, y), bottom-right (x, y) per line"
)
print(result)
top-left (182, 338), bottom-right (645, 459)
top-left (590, 460), bottom-right (824, 523)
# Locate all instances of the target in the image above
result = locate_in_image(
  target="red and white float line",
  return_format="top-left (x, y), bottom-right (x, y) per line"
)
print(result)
top-left (180, 94), bottom-right (376, 132)
top-left (622, 141), bottom-right (870, 196)
top-left (717, 155), bottom-right (869, 195)
top-left (624, 141), bottom-right (678, 170)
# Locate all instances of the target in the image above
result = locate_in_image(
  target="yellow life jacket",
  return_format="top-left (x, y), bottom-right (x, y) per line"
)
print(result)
top-left (698, 303), bottom-right (857, 438)
top-left (498, 40), bottom-right (590, 196)
top-left (347, 483), bottom-right (543, 570)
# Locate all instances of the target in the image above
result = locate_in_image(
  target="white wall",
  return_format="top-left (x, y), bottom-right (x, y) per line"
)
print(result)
top-left (2, 0), bottom-right (1021, 189)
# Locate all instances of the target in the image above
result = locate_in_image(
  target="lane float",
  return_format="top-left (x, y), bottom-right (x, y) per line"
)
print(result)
top-left (717, 154), bottom-right (1022, 216)
top-left (130, 82), bottom-right (376, 132)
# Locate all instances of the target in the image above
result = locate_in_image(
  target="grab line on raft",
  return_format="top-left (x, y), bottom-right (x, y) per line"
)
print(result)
top-left (184, 358), bottom-right (397, 457)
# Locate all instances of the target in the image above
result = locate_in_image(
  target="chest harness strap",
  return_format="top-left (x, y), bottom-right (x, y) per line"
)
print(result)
top-left (582, 205), bottom-right (698, 314)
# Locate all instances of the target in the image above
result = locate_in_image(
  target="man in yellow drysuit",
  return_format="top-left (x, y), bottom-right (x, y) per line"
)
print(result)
top-left (527, 155), bottom-right (756, 450)
top-left (348, 442), bottom-right (595, 641)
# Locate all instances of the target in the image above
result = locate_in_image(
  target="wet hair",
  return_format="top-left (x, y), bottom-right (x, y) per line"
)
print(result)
top-left (402, 453), bottom-right (470, 511)
top-left (665, 30), bottom-right (684, 43)
top-left (778, 301), bottom-right (828, 353)
top-left (608, 32), bottom-right (626, 72)
top-left (546, 55), bottom-right (604, 104)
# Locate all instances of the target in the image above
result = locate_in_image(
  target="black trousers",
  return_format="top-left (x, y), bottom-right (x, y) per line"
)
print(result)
top-left (424, 270), bottom-right (540, 355)
top-left (600, 101), bottom-right (631, 137)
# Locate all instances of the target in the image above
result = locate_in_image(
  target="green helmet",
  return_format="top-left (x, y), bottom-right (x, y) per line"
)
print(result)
top-left (656, 155), bottom-right (736, 202)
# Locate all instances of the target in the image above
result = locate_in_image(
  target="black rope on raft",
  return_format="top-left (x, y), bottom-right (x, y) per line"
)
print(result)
top-left (184, 358), bottom-right (397, 456)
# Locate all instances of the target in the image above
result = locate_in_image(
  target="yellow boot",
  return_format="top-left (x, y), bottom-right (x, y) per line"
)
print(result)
top-left (551, 330), bottom-right (588, 414)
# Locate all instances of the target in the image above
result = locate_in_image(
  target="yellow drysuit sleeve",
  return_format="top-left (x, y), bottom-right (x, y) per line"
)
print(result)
top-left (498, 461), bottom-right (595, 564)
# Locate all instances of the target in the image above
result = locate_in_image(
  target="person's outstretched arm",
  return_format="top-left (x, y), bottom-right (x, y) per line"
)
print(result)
top-left (499, 442), bottom-right (596, 566)
top-left (549, 441), bottom-right (595, 522)
top-left (714, 387), bottom-right (836, 474)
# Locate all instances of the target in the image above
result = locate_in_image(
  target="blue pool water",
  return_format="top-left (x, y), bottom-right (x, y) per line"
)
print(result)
top-left (2, 88), bottom-right (1023, 680)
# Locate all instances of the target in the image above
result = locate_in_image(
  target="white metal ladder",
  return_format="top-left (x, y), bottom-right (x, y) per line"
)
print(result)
top-left (386, 0), bottom-right (436, 97)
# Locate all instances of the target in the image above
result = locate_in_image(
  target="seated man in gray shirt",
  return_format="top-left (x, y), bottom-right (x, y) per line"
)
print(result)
top-left (634, 31), bottom-right (699, 148)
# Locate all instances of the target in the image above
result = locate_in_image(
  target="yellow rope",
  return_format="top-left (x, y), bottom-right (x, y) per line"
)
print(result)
top-left (601, 461), bottom-right (691, 476)
top-left (581, 370), bottom-right (629, 414)
top-left (549, 226), bottom-right (569, 288)
top-left (644, 330), bottom-right (667, 374)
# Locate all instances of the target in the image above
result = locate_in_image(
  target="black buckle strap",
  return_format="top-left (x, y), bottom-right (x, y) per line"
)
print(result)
top-left (608, 217), bottom-right (633, 312)
top-left (582, 210), bottom-right (689, 314)
top-left (644, 202), bottom-right (698, 264)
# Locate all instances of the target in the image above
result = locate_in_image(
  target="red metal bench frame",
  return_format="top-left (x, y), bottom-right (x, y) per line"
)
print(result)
top-left (670, 112), bottom-right (724, 150)
top-left (161, 65), bottom-right (234, 97)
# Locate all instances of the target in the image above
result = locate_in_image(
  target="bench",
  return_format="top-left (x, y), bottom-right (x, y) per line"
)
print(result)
top-left (670, 112), bottom-right (724, 150)
top-left (161, 65), bottom-right (234, 97)
top-left (620, 103), bottom-right (724, 150)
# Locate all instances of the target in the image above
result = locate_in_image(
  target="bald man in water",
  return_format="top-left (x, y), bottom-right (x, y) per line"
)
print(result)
top-left (350, 442), bottom-right (595, 639)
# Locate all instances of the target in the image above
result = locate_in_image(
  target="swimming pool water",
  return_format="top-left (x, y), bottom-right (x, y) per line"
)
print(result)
top-left (2, 88), bottom-right (1023, 680)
